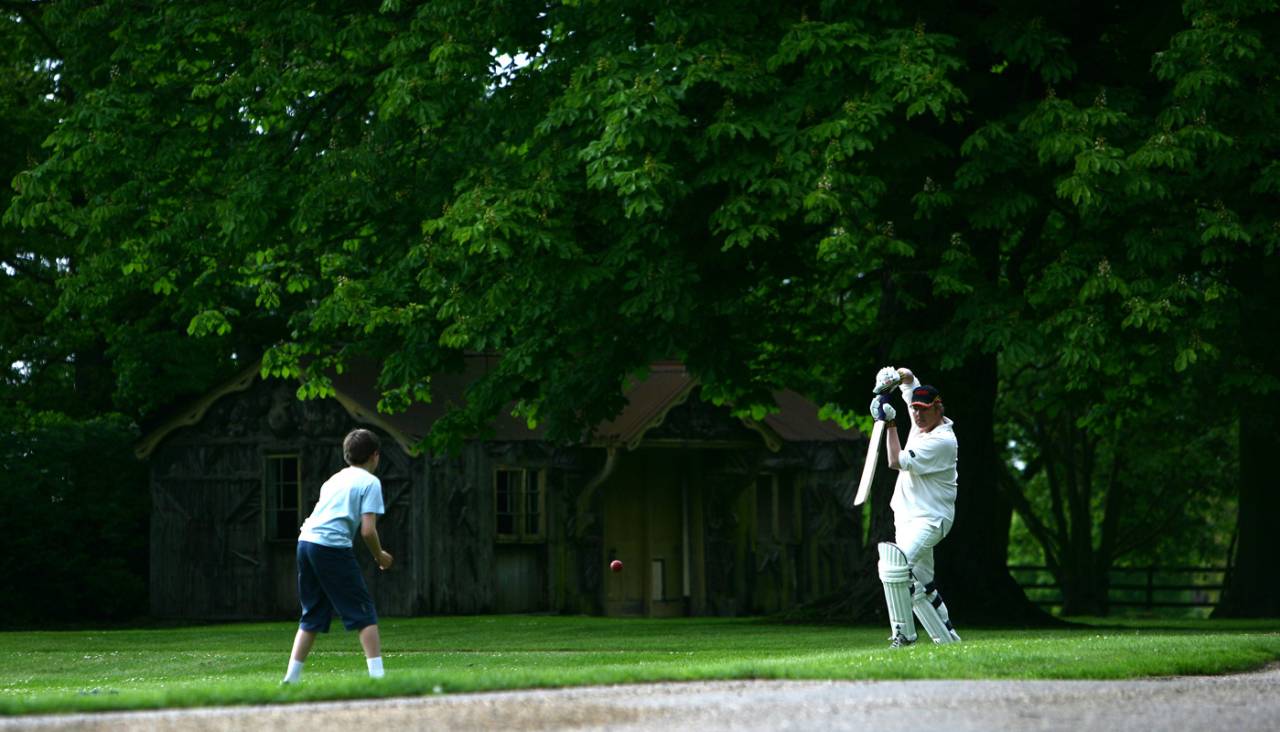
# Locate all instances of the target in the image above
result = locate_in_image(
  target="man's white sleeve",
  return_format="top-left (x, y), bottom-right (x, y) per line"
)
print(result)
top-left (898, 375), bottom-right (921, 436)
top-left (897, 375), bottom-right (920, 400)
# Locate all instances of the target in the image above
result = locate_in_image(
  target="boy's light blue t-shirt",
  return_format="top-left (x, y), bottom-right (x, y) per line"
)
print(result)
top-left (298, 466), bottom-right (385, 548)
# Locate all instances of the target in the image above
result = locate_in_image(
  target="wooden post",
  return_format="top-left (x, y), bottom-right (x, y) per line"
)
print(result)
top-left (1146, 566), bottom-right (1155, 611)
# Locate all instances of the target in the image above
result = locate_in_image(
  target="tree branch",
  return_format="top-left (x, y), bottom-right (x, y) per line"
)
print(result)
top-left (996, 457), bottom-right (1061, 573)
top-left (8, 3), bottom-right (65, 72)
top-left (1034, 417), bottom-right (1071, 551)
top-left (1097, 438), bottom-right (1124, 568)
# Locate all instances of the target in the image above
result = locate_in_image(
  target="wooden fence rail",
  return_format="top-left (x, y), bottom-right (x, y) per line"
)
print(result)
top-left (1007, 565), bottom-right (1230, 610)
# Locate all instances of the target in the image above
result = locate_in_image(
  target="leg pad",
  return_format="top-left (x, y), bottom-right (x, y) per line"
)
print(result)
top-left (913, 583), bottom-right (959, 644)
top-left (877, 542), bottom-right (915, 640)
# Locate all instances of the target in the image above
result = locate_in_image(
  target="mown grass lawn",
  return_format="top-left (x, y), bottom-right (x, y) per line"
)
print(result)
top-left (2, 616), bottom-right (1277, 715)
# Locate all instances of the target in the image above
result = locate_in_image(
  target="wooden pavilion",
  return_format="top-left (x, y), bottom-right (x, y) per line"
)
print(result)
top-left (137, 356), bottom-right (867, 619)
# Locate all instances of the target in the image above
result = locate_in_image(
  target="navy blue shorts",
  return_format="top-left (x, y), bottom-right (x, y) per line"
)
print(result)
top-left (296, 541), bottom-right (378, 632)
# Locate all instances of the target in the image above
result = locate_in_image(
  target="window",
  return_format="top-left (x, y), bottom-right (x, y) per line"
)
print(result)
top-left (494, 468), bottom-right (545, 542)
top-left (265, 455), bottom-right (302, 541)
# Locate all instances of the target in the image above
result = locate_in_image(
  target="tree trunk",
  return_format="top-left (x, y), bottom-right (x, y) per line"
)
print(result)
top-left (1214, 408), bottom-right (1280, 617)
top-left (1214, 253), bottom-right (1280, 618)
top-left (935, 354), bottom-right (1052, 626)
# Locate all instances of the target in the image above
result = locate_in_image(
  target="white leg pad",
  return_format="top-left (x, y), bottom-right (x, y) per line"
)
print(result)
top-left (912, 588), bottom-right (957, 643)
top-left (877, 542), bottom-right (915, 640)
top-left (921, 582), bottom-right (961, 642)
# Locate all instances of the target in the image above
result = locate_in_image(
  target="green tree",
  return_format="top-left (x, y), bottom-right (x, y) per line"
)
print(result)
top-left (4, 1), bottom-right (288, 417)
top-left (899, 0), bottom-right (1276, 616)
top-left (13, 0), bottom-right (1276, 622)
top-left (845, 2), bottom-right (1217, 618)
top-left (9, 0), bottom-right (969, 436)
top-left (14, 0), bottom-right (1035, 622)
top-left (0, 413), bottom-right (149, 626)
top-left (0, 3), bottom-right (152, 624)
top-left (1, 2), bottom-right (93, 417)
top-left (1001, 369), bottom-right (1237, 614)
top-left (1144, 0), bottom-right (1280, 618)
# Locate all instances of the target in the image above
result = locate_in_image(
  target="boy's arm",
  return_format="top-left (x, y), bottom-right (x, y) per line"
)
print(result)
top-left (360, 513), bottom-right (394, 570)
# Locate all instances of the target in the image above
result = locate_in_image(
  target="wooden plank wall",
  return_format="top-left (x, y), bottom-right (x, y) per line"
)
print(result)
top-left (426, 445), bottom-right (493, 613)
top-left (149, 378), bottom-right (424, 620)
top-left (146, 377), bottom-right (862, 620)
top-left (150, 439), bottom-right (272, 618)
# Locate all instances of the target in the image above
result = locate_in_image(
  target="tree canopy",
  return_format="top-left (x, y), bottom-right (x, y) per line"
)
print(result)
top-left (5, 0), bottom-right (1278, 617)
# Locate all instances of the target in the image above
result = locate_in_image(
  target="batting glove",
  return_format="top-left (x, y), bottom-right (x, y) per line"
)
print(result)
top-left (873, 366), bottom-right (902, 395)
top-left (869, 395), bottom-right (897, 422)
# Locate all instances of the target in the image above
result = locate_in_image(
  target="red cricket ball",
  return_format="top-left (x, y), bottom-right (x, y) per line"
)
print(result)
top-left (609, 559), bottom-right (623, 573)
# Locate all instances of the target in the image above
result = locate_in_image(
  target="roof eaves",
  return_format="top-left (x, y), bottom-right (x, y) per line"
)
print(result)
top-left (134, 359), bottom-right (262, 459)
top-left (738, 416), bottom-right (784, 452)
top-left (328, 390), bottom-right (423, 457)
top-left (621, 376), bottom-right (700, 450)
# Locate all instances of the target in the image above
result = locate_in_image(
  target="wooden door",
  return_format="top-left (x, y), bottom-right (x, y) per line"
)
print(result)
top-left (494, 544), bottom-right (546, 612)
top-left (601, 450), bottom-right (686, 616)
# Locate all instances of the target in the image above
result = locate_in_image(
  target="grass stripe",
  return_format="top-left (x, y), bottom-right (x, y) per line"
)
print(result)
top-left (2, 616), bottom-right (1277, 715)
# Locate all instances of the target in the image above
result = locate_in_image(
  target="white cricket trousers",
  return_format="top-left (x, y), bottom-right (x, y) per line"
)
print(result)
top-left (894, 516), bottom-right (951, 589)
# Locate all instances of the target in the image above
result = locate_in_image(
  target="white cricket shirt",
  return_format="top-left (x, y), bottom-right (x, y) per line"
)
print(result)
top-left (298, 466), bottom-right (385, 548)
top-left (890, 377), bottom-right (958, 524)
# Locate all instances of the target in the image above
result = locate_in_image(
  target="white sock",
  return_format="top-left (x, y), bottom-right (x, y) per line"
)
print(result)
top-left (367, 656), bottom-right (384, 678)
top-left (283, 659), bottom-right (304, 684)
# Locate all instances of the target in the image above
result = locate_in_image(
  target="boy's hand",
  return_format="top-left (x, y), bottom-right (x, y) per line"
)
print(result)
top-left (376, 550), bottom-right (393, 571)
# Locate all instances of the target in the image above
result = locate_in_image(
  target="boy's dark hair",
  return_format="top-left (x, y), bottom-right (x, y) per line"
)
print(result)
top-left (343, 428), bottom-right (381, 465)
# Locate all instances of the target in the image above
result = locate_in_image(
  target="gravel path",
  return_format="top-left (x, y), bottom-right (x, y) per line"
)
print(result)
top-left (5, 664), bottom-right (1278, 732)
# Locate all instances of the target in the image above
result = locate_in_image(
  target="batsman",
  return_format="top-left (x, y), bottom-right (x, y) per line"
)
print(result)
top-left (869, 366), bottom-right (961, 648)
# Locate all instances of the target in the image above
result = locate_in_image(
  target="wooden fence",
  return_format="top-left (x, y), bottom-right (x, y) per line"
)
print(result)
top-left (1008, 565), bottom-right (1230, 611)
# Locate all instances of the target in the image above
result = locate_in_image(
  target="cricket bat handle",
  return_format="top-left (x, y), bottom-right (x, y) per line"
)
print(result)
top-left (854, 420), bottom-right (885, 506)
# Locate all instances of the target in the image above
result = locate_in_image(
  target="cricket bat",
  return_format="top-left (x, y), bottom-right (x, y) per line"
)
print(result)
top-left (854, 419), bottom-right (884, 506)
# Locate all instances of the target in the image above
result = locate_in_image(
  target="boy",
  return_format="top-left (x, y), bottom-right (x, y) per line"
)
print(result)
top-left (281, 428), bottom-right (394, 684)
